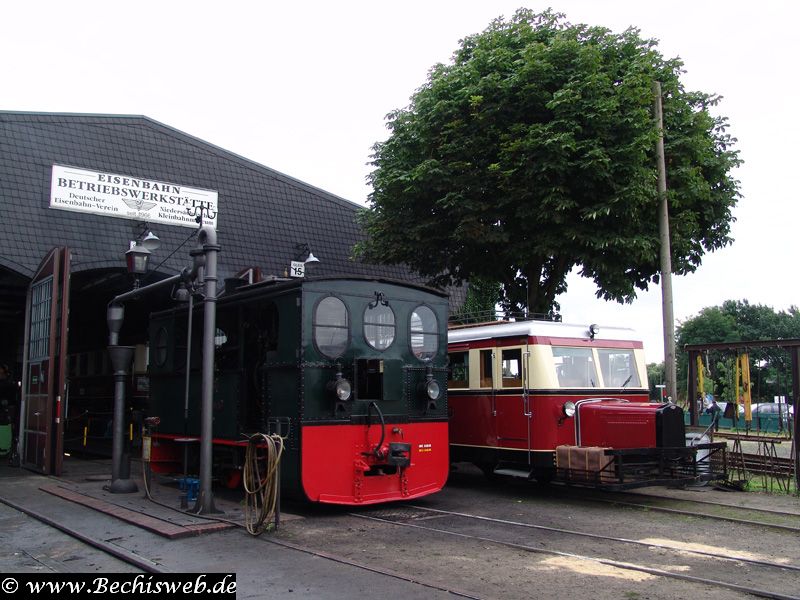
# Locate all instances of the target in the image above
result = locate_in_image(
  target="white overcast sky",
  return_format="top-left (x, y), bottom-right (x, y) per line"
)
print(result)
top-left (4, 1), bottom-right (798, 362)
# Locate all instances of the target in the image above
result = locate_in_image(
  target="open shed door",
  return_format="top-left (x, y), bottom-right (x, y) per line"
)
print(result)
top-left (20, 247), bottom-right (70, 475)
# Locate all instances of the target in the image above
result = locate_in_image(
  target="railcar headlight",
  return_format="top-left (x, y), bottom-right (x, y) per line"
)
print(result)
top-left (563, 401), bottom-right (576, 418)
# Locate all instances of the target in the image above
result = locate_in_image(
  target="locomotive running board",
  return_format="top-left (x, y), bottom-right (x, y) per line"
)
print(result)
top-left (493, 468), bottom-right (533, 479)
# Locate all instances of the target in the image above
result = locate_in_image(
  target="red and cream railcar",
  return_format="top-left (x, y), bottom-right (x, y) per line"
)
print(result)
top-left (447, 320), bottom-right (725, 488)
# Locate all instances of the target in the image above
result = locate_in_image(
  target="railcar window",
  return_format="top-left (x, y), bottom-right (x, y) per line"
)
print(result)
top-left (480, 350), bottom-right (494, 388)
top-left (364, 304), bottom-right (395, 350)
top-left (410, 306), bottom-right (438, 360)
top-left (501, 348), bottom-right (523, 387)
top-left (314, 296), bottom-right (349, 358)
top-left (597, 349), bottom-right (640, 387)
top-left (448, 352), bottom-right (469, 388)
top-left (553, 347), bottom-right (597, 388)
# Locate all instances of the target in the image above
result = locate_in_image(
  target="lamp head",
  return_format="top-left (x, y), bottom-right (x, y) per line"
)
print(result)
top-left (141, 231), bottom-right (161, 251)
top-left (125, 243), bottom-right (151, 275)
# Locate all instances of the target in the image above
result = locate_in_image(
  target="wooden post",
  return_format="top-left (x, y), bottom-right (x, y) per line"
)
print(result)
top-left (654, 81), bottom-right (677, 402)
top-left (791, 347), bottom-right (799, 491)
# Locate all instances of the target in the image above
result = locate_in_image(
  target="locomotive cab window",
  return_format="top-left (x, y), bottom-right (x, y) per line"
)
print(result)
top-left (314, 296), bottom-right (349, 359)
top-left (364, 303), bottom-right (395, 350)
top-left (213, 308), bottom-right (240, 370)
top-left (448, 352), bottom-right (469, 388)
top-left (410, 305), bottom-right (438, 360)
top-left (597, 348), bottom-right (640, 387)
top-left (154, 326), bottom-right (168, 367)
top-left (553, 346), bottom-right (597, 388)
top-left (501, 348), bottom-right (523, 388)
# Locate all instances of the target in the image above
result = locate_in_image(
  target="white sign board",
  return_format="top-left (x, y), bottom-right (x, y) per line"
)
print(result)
top-left (289, 260), bottom-right (306, 278)
top-left (50, 165), bottom-right (218, 228)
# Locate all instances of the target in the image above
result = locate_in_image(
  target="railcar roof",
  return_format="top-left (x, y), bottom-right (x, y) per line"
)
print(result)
top-left (448, 320), bottom-right (641, 344)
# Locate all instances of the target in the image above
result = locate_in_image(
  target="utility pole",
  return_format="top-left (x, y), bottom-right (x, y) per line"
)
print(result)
top-left (653, 81), bottom-right (677, 402)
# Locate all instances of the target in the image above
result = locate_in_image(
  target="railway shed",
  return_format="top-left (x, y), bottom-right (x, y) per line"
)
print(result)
top-left (0, 111), bottom-right (462, 477)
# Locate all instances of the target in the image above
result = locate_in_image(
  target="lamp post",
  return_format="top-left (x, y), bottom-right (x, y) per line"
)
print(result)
top-left (105, 227), bottom-right (161, 493)
top-left (107, 344), bottom-right (137, 493)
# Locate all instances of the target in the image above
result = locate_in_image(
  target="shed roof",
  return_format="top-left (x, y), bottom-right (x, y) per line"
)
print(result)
top-left (0, 110), bottom-right (432, 287)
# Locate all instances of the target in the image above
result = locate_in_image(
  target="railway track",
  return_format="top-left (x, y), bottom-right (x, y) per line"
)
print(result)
top-left (539, 486), bottom-right (800, 533)
top-left (0, 495), bottom-right (162, 573)
top-left (354, 503), bottom-right (800, 600)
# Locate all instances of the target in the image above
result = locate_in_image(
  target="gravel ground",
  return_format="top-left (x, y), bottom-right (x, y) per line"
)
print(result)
top-left (2, 457), bottom-right (798, 599)
top-left (277, 463), bottom-right (800, 600)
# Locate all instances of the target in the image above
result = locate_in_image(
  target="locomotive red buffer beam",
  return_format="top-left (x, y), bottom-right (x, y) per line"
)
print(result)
top-left (301, 422), bottom-right (449, 505)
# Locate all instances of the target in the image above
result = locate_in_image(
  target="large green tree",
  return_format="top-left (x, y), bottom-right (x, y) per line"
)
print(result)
top-left (676, 300), bottom-right (800, 403)
top-left (356, 9), bottom-right (741, 314)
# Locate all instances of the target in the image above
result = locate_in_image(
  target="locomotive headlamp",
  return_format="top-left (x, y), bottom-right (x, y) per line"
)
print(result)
top-left (328, 372), bottom-right (352, 402)
top-left (563, 401), bottom-right (576, 418)
top-left (425, 378), bottom-right (441, 401)
top-left (588, 324), bottom-right (600, 340)
top-left (418, 367), bottom-right (441, 401)
top-left (335, 377), bottom-right (352, 402)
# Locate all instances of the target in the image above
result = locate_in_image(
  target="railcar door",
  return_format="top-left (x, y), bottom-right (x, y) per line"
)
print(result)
top-left (20, 247), bottom-right (70, 475)
top-left (495, 345), bottom-right (532, 461)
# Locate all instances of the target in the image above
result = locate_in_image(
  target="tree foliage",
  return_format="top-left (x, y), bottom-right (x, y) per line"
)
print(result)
top-left (451, 277), bottom-right (502, 323)
top-left (647, 361), bottom-right (666, 401)
top-left (676, 301), bottom-right (800, 403)
top-left (356, 9), bottom-right (741, 314)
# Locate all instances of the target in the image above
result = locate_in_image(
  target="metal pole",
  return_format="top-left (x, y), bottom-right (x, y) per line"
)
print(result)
top-left (654, 81), bottom-right (677, 402)
top-left (193, 225), bottom-right (220, 514)
top-left (108, 345), bottom-right (137, 493)
top-left (183, 293), bottom-right (194, 429)
top-left (110, 273), bottom-right (183, 314)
